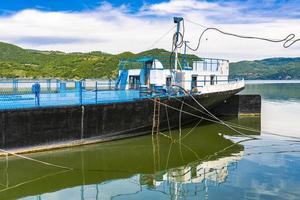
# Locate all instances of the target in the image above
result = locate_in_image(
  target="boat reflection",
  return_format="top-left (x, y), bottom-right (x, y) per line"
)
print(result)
top-left (0, 117), bottom-right (259, 200)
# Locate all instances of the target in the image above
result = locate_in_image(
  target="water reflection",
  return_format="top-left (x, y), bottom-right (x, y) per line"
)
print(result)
top-left (140, 151), bottom-right (243, 200)
top-left (0, 119), bottom-right (253, 200)
top-left (1, 82), bottom-right (299, 200)
top-left (241, 83), bottom-right (300, 102)
top-left (241, 82), bottom-right (300, 137)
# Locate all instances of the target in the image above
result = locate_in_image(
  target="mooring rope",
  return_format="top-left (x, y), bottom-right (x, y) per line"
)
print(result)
top-left (0, 169), bottom-right (70, 193)
top-left (0, 149), bottom-right (72, 170)
top-left (149, 97), bottom-right (258, 139)
top-left (179, 100), bottom-right (184, 140)
top-left (164, 104), bottom-right (173, 141)
top-left (169, 94), bottom-right (300, 141)
top-left (173, 85), bottom-right (258, 139)
top-left (178, 119), bottom-right (203, 142)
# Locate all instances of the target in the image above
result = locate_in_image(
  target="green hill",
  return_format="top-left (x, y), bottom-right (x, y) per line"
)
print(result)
top-left (0, 41), bottom-right (299, 80)
top-left (0, 42), bottom-right (199, 79)
top-left (229, 58), bottom-right (300, 80)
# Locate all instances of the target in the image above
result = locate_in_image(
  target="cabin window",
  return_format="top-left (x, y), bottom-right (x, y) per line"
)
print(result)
top-left (191, 76), bottom-right (197, 90)
top-left (166, 77), bottom-right (172, 88)
top-left (129, 76), bottom-right (140, 89)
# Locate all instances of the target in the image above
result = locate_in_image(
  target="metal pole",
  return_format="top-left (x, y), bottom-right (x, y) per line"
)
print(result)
top-left (109, 79), bottom-right (112, 90)
top-left (79, 81), bottom-right (82, 105)
top-left (12, 79), bottom-right (17, 94)
top-left (183, 41), bottom-right (190, 69)
top-left (95, 81), bottom-right (98, 104)
top-left (173, 17), bottom-right (183, 71)
top-left (47, 79), bottom-right (51, 93)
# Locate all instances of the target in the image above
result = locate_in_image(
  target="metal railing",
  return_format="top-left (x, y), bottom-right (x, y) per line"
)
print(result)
top-left (0, 78), bottom-right (243, 110)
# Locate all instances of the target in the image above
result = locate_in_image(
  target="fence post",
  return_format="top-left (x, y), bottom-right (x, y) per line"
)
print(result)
top-left (109, 79), bottom-right (112, 90)
top-left (79, 81), bottom-right (83, 105)
top-left (56, 79), bottom-right (59, 92)
top-left (12, 79), bottom-right (18, 94)
top-left (95, 81), bottom-right (98, 104)
top-left (47, 79), bottom-right (51, 93)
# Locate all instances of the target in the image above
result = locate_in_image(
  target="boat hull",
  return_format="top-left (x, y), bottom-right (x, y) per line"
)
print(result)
top-left (0, 86), bottom-right (244, 151)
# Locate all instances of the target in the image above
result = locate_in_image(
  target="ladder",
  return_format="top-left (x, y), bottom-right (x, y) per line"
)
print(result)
top-left (152, 98), bottom-right (161, 135)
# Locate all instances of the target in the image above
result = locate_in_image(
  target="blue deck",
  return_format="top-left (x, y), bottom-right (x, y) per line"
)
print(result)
top-left (0, 90), bottom-right (147, 110)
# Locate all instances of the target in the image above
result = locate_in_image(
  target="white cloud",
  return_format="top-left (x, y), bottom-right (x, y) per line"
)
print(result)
top-left (0, 0), bottom-right (299, 61)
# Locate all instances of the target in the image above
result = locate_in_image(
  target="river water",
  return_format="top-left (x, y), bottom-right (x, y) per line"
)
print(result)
top-left (0, 81), bottom-right (300, 200)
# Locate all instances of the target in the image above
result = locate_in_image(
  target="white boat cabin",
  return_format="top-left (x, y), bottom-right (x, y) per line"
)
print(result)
top-left (116, 57), bottom-right (244, 93)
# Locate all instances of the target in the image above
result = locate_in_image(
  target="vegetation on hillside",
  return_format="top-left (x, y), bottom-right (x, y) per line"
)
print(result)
top-left (0, 42), bottom-right (198, 79)
top-left (229, 58), bottom-right (300, 80)
top-left (0, 41), bottom-right (299, 80)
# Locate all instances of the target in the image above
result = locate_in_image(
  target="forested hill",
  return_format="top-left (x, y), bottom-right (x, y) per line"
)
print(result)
top-left (0, 41), bottom-right (198, 79)
top-left (0, 41), bottom-right (299, 80)
top-left (229, 58), bottom-right (300, 80)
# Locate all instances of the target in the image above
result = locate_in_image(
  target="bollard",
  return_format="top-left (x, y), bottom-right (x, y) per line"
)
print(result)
top-left (32, 82), bottom-right (41, 107)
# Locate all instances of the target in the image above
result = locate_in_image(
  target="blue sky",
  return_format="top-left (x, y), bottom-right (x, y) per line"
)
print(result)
top-left (1, 0), bottom-right (299, 17)
top-left (0, 0), bottom-right (299, 61)
top-left (0, 0), bottom-right (161, 14)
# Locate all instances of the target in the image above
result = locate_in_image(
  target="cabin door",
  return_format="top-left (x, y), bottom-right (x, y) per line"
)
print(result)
top-left (210, 75), bottom-right (215, 85)
top-left (166, 77), bottom-right (172, 88)
top-left (191, 76), bottom-right (197, 90)
top-left (129, 76), bottom-right (140, 89)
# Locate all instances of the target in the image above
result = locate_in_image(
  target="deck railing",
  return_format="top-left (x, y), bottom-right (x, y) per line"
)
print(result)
top-left (0, 78), bottom-right (243, 110)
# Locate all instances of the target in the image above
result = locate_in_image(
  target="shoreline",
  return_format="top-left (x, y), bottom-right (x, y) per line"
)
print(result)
top-left (245, 80), bottom-right (300, 84)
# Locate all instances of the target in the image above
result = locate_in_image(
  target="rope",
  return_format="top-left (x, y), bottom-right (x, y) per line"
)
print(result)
top-left (0, 149), bottom-right (72, 170)
top-left (179, 100), bottom-right (184, 140)
top-left (178, 119), bottom-right (203, 142)
top-left (149, 95), bottom-right (265, 140)
top-left (146, 25), bottom-right (177, 50)
top-left (170, 94), bottom-right (300, 141)
top-left (173, 86), bottom-right (258, 139)
top-left (164, 104), bottom-right (173, 141)
top-left (0, 169), bottom-right (70, 193)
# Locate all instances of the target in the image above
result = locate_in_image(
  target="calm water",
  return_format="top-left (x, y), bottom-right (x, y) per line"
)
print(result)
top-left (0, 81), bottom-right (300, 200)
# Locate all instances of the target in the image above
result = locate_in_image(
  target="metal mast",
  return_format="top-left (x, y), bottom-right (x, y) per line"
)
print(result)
top-left (183, 40), bottom-right (189, 69)
top-left (173, 17), bottom-right (183, 71)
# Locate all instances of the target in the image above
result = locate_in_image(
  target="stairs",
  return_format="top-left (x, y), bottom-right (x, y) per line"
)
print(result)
top-left (115, 70), bottom-right (128, 90)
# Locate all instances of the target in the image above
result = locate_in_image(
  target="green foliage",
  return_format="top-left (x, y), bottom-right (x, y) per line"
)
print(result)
top-left (0, 42), bottom-right (120, 79)
top-left (229, 58), bottom-right (300, 80)
top-left (1, 41), bottom-right (299, 80)
top-left (0, 43), bottom-right (200, 79)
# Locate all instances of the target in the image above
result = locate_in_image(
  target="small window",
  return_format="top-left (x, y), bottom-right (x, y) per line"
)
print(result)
top-left (191, 76), bottom-right (197, 89)
top-left (166, 77), bottom-right (172, 87)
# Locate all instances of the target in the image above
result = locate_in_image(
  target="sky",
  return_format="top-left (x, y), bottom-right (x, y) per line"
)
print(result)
top-left (0, 0), bottom-right (299, 61)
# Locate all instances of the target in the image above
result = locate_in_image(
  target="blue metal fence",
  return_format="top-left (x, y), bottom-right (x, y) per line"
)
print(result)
top-left (0, 79), bottom-right (147, 110)
top-left (0, 78), bottom-right (241, 110)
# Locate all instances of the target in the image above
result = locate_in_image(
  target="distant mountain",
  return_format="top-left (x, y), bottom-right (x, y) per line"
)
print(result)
top-left (229, 58), bottom-right (300, 80)
top-left (0, 41), bottom-right (299, 80)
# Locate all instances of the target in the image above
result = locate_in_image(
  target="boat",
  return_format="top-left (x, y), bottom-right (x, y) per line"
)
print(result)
top-left (0, 17), bottom-right (245, 151)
